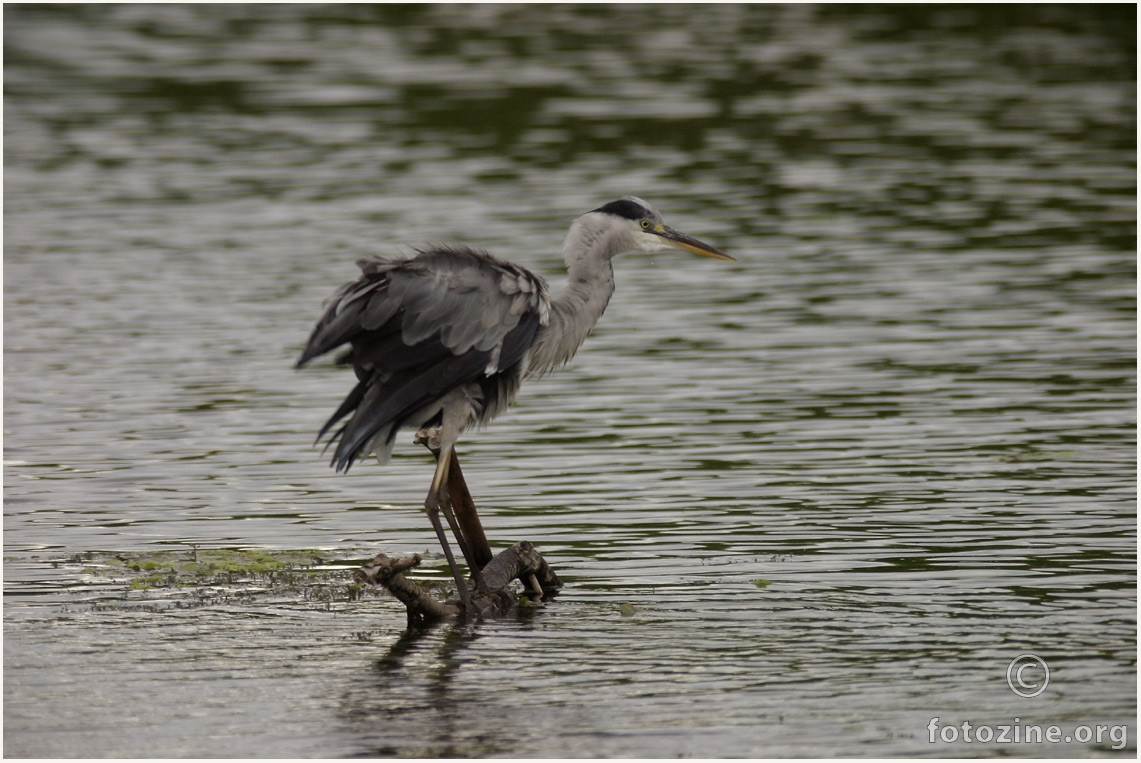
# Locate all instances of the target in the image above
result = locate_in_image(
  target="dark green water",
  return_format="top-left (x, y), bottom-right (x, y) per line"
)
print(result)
top-left (4, 5), bottom-right (1135, 757)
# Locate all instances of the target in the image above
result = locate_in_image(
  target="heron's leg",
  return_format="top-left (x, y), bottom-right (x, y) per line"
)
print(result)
top-left (438, 488), bottom-right (487, 593)
top-left (415, 428), bottom-right (488, 589)
top-left (446, 450), bottom-right (494, 570)
top-left (424, 448), bottom-right (473, 613)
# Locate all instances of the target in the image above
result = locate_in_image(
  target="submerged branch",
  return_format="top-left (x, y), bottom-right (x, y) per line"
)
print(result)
top-left (355, 553), bottom-right (459, 626)
top-left (355, 541), bottom-right (562, 627)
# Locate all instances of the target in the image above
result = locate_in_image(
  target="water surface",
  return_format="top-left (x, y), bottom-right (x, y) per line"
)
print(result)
top-left (4, 5), bottom-right (1135, 757)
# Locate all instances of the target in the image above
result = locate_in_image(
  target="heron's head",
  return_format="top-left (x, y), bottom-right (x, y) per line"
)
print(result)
top-left (572, 196), bottom-right (733, 263)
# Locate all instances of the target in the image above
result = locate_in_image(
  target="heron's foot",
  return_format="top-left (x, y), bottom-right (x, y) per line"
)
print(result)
top-left (414, 426), bottom-right (442, 451)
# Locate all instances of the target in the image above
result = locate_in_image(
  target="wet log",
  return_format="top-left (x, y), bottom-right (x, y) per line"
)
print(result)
top-left (479, 540), bottom-right (562, 596)
top-left (354, 553), bottom-right (459, 627)
top-left (355, 541), bottom-right (562, 627)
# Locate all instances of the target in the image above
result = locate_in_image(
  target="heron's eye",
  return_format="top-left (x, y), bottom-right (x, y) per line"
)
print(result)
top-left (640, 220), bottom-right (651, 229)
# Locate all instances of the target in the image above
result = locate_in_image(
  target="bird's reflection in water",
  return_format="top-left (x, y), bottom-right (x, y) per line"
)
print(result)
top-left (341, 607), bottom-right (541, 757)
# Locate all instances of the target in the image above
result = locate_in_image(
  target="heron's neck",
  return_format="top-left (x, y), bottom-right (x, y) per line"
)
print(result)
top-left (527, 245), bottom-right (616, 376)
top-left (556, 255), bottom-right (616, 347)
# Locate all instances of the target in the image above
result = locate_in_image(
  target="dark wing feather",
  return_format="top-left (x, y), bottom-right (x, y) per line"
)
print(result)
top-left (298, 246), bottom-right (549, 472)
top-left (296, 263), bottom-right (398, 368)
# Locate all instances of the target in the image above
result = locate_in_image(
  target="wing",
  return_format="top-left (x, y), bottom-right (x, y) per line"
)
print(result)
top-left (297, 246), bottom-right (550, 472)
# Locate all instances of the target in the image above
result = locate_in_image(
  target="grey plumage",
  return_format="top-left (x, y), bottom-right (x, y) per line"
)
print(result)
top-left (298, 246), bottom-right (549, 472)
top-left (297, 195), bottom-right (731, 496)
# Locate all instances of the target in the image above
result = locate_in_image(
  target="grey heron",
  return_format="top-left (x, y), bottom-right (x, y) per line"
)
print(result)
top-left (297, 197), bottom-right (732, 609)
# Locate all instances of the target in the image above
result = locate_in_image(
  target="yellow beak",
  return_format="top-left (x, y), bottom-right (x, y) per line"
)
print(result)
top-left (654, 224), bottom-right (734, 261)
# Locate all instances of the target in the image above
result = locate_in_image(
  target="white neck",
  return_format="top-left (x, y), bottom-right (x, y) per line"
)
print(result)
top-left (525, 217), bottom-right (618, 376)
